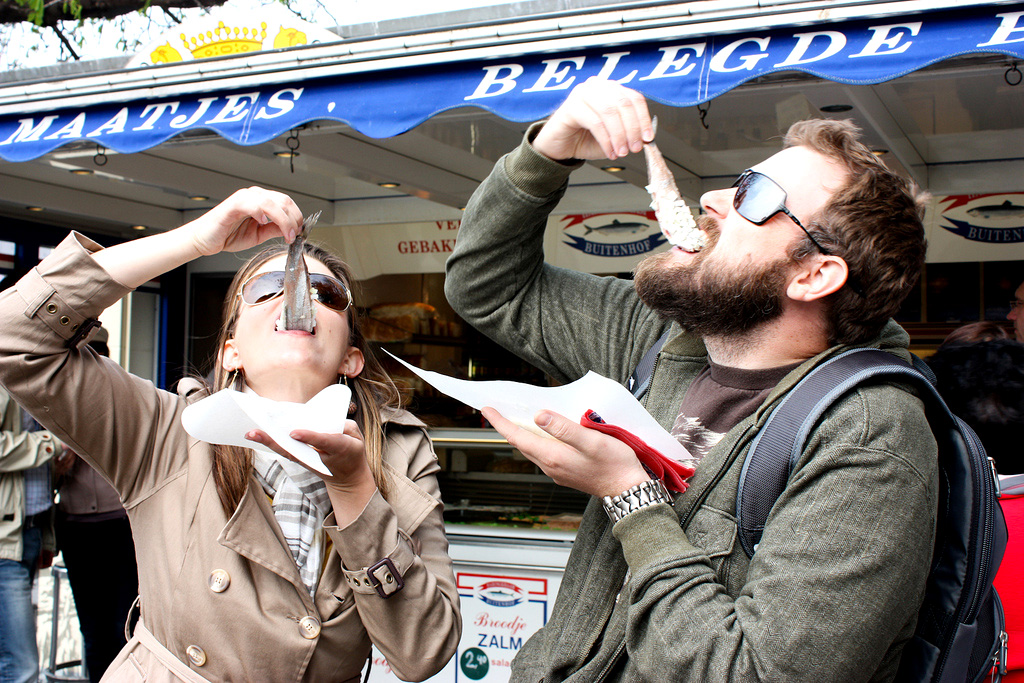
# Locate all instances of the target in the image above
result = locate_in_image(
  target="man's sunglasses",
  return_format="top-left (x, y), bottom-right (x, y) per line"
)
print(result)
top-left (239, 271), bottom-right (353, 313)
top-left (731, 169), bottom-right (864, 296)
top-left (731, 169), bottom-right (831, 255)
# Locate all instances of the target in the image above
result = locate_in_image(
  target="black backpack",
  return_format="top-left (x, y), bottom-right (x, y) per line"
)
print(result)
top-left (629, 343), bottom-right (1009, 682)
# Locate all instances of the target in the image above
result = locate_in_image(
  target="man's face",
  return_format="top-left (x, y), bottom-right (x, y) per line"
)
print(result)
top-left (635, 146), bottom-right (847, 337)
top-left (635, 218), bottom-right (793, 336)
top-left (1008, 281), bottom-right (1024, 342)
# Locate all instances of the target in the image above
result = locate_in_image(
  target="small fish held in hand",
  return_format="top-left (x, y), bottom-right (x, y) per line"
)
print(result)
top-left (278, 210), bottom-right (321, 333)
top-left (644, 118), bottom-right (706, 252)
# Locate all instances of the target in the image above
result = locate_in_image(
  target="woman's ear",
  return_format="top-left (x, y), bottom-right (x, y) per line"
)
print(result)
top-left (787, 255), bottom-right (849, 302)
top-left (221, 338), bottom-right (241, 373)
top-left (339, 346), bottom-right (365, 379)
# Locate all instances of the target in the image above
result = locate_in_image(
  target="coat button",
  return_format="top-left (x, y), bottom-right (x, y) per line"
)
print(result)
top-left (186, 645), bottom-right (206, 666)
top-left (299, 616), bottom-right (321, 639)
top-left (208, 569), bottom-right (230, 593)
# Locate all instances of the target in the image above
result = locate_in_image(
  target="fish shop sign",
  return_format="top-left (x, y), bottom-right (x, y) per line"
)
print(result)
top-left (3, 4), bottom-right (1024, 161)
top-left (560, 213), bottom-right (666, 259)
top-left (938, 194), bottom-right (1024, 244)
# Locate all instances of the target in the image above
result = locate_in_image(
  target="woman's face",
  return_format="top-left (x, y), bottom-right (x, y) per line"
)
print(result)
top-left (221, 254), bottom-right (364, 398)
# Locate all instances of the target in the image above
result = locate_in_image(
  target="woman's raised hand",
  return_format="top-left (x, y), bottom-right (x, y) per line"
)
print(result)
top-left (93, 186), bottom-right (306, 289)
top-left (187, 186), bottom-right (305, 257)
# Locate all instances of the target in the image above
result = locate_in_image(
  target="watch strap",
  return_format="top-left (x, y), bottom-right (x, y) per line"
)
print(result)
top-left (602, 478), bottom-right (672, 523)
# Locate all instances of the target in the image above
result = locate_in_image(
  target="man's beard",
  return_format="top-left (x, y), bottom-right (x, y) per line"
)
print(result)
top-left (634, 222), bottom-right (793, 338)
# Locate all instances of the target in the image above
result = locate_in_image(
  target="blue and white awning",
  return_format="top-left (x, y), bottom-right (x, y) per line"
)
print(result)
top-left (2, 3), bottom-right (1023, 162)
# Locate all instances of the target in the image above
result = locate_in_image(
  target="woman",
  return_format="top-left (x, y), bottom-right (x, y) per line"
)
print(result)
top-left (0, 187), bottom-right (460, 682)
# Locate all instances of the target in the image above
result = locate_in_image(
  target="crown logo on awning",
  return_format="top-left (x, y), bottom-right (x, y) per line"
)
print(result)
top-left (183, 21), bottom-right (268, 59)
top-left (148, 20), bottom-right (311, 64)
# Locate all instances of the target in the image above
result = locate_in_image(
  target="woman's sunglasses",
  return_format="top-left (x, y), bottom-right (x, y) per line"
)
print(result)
top-left (731, 169), bottom-right (831, 255)
top-left (239, 271), bottom-right (353, 313)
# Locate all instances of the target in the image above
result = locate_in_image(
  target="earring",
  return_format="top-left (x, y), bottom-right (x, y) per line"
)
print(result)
top-left (340, 374), bottom-right (350, 387)
top-left (228, 369), bottom-right (239, 388)
top-left (342, 374), bottom-right (357, 415)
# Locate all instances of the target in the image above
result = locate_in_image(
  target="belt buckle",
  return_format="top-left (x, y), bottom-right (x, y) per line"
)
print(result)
top-left (366, 558), bottom-right (403, 599)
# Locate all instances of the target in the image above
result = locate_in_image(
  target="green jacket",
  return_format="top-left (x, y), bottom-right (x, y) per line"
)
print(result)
top-left (0, 385), bottom-right (58, 562)
top-left (444, 132), bottom-right (939, 682)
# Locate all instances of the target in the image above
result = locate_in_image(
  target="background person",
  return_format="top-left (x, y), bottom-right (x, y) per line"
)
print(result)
top-left (52, 326), bottom-right (139, 683)
top-left (0, 267), bottom-right (62, 683)
top-left (0, 187), bottom-right (460, 682)
top-left (938, 320), bottom-right (1010, 349)
top-left (927, 338), bottom-right (1024, 681)
top-left (445, 78), bottom-right (934, 682)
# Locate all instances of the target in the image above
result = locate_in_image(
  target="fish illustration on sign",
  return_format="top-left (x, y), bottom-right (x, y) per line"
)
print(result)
top-left (966, 200), bottom-right (1024, 221)
top-left (583, 219), bottom-right (651, 235)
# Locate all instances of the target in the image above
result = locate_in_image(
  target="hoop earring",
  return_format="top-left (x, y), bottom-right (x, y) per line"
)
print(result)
top-left (339, 374), bottom-right (349, 387)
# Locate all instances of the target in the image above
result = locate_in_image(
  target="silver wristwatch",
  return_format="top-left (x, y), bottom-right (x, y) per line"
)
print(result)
top-left (601, 478), bottom-right (672, 522)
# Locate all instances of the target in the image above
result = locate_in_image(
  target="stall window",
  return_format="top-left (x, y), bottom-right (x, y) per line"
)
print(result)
top-left (926, 263), bottom-right (981, 324)
top-left (125, 289), bottom-right (161, 383)
top-left (0, 240), bottom-right (14, 274)
top-left (897, 260), bottom-right (1024, 351)
top-left (984, 261), bottom-right (1024, 321)
top-left (188, 273), bottom-right (233, 379)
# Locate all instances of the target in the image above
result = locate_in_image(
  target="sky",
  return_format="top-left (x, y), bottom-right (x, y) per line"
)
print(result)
top-left (0, 0), bottom-right (506, 70)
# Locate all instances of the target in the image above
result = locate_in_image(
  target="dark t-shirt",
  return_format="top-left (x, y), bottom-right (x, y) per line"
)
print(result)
top-left (670, 361), bottom-right (799, 468)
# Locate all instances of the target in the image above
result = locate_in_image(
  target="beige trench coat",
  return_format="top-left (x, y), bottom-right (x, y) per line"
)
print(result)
top-left (0, 233), bottom-right (460, 682)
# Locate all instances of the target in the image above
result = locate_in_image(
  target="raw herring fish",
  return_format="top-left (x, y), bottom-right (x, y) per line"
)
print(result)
top-left (279, 210), bottom-right (321, 333)
top-left (643, 119), bottom-right (706, 252)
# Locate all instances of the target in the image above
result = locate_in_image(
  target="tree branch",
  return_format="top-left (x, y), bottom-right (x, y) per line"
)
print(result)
top-left (51, 24), bottom-right (79, 59)
top-left (0, 0), bottom-right (226, 27)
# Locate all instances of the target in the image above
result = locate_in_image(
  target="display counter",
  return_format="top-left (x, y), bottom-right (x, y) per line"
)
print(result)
top-left (430, 428), bottom-right (588, 530)
top-left (370, 524), bottom-right (574, 682)
top-left (369, 429), bottom-right (582, 682)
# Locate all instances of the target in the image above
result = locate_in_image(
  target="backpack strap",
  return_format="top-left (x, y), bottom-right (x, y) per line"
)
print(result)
top-left (627, 329), bottom-right (671, 400)
top-left (911, 353), bottom-right (937, 386)
top-left (736, 348), bottom-right (943, 557)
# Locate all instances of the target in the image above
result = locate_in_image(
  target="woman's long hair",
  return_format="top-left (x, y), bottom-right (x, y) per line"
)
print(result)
top-left (209, 241), bottom-right (402, 514)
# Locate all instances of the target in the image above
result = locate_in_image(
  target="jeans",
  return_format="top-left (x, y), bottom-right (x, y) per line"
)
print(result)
top-left (0, 526), bottom-right (41, 683)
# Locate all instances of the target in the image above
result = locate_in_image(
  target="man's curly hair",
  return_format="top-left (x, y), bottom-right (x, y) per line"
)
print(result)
top-left (784, 119), bottom-right (928, 345)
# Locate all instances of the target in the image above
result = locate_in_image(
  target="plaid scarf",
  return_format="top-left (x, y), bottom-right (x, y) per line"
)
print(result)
top-left (252, 451), bottom-right (333, 595)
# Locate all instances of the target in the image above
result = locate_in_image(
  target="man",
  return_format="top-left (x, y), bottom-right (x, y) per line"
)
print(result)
top-left (0, 388), bottom-right (62, 683)
top-left (445, 78), bottom-right (936, 682)
top-left (1008, 279), bottom-right (1024, 342)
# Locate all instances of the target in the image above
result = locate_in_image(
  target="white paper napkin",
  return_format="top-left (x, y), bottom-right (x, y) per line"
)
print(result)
top-left (180, 384), bottom-right (352, 476)
top-left (384, 350), bottom-right (688, 463)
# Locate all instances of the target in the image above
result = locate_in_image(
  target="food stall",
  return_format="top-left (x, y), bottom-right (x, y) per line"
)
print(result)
top-left (370, 521), bottom-right (575, 682)
top-left (4, 1), bottom-right (1024, 678)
